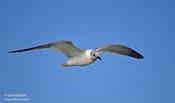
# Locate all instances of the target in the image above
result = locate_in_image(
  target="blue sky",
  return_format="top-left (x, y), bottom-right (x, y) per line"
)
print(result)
top-left (0, 0), bottom-right (175, 103)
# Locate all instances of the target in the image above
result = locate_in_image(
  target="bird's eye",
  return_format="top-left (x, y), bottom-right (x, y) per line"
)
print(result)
top-left (92, 54), bottom-right (96, 56)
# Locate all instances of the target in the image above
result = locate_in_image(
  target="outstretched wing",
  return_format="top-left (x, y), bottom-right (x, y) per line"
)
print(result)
top-left (9, 40), bottom-right (83, 58)
top-left (95, 44), bottom-right (143, 59)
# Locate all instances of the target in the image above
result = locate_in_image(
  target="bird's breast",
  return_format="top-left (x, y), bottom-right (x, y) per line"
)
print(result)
top-left (65, 55), bottom-right (94, 66)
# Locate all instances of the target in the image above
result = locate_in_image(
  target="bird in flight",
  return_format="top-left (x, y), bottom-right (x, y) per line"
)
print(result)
top-left (9, 40), bottom-right (144, 67)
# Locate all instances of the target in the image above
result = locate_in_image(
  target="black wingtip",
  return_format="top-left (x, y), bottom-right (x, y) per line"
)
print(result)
top-left (130, 50), bottom-right (144, 59)
top-left (8, 51), bottom-right (15, 53)
top-left (8, 50), bottom-right (23, 53)
top-left (135, 53), bottom-right (144, 59)
top-left (137, 55), bottom-right (144, 59)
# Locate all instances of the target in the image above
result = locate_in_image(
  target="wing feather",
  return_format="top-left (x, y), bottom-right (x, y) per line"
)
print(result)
top-left (95, 44), bottom-right (143, 59)
top-left (9, 40), bottom-right (83, 58)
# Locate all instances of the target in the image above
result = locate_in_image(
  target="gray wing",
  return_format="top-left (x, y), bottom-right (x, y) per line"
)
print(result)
top-left (95, 44), bottom-right (143, 59)
top-left (9, 40), bottom-right (83, 58)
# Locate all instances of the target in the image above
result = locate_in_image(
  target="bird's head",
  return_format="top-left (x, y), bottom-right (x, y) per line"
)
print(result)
top-left (85, 50), bottom-right (101, 61)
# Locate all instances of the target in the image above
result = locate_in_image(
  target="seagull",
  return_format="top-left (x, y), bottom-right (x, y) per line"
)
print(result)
top-left (9, 40), bottom-right (144, 67)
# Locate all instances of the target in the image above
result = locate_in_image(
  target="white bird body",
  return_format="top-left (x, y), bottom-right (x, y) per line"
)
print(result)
top-left (63, 50), bottom-right (89, 66)
top-left (9, 40), bottom-right (143, 67)
top-left (63, 50), bottom-right (97, 66)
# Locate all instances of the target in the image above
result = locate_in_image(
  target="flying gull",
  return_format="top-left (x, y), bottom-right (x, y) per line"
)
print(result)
top-left (9, 40), bottom-right (144, 66)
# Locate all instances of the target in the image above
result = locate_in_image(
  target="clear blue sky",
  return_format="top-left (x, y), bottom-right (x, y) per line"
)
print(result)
top-left (0, 0), bottom-right (175, 103)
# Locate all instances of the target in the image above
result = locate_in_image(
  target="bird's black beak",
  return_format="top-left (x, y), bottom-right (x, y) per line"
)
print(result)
top-left (97, 56), bottom-right (102, 60)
